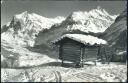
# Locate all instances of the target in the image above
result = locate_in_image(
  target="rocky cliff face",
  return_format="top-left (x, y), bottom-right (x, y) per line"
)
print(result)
top-left (102, 9), bottom-right (127, 50)
top-left (100, 9), bottom-right (127, 62)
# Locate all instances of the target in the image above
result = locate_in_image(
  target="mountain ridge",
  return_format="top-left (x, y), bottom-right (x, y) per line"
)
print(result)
top-left (1, 7), bottom-right (117, 47)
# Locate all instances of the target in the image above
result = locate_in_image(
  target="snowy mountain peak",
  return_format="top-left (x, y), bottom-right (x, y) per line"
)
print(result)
top-left (13, 11), bottom-right (65, 27)
top-left (15, 11), bottom-right (28, 20)
top-left (1, 11), bottom-right (65, 47)
top-left (97, 6), bottom-right (102, 10)
top-left (89, 6), bottom-right (118, 20)
top-left (65, 7), bottom-right (117, 33)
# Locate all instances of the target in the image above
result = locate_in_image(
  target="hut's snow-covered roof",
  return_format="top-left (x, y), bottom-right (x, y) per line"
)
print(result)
top-left (52, 34), bottom-right (107, 46)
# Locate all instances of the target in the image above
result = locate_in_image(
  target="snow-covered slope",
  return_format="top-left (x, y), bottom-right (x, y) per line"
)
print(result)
top-left (1, 39), bottom-right (57, 68)
top-left (1, 11), bottom-right (65, 47)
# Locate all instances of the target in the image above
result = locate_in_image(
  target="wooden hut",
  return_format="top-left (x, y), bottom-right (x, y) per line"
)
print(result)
top-left (52, 34), bottom-right (107, 67)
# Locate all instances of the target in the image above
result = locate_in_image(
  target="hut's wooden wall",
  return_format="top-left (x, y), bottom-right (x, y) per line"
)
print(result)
top-left (58, 38), bottom-right (100, 64)
top-left (60, 38), bottom-right (82, 63)
top-left (83, 47), bottom-right (98, 61)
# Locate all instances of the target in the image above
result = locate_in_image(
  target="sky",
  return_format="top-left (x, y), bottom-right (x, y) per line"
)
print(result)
top-left (1, 0), bottom-right (127, 26)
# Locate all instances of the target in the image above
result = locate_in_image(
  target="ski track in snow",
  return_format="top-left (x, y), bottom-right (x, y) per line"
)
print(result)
top-left (1, 63), bottom-right (127, 82)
